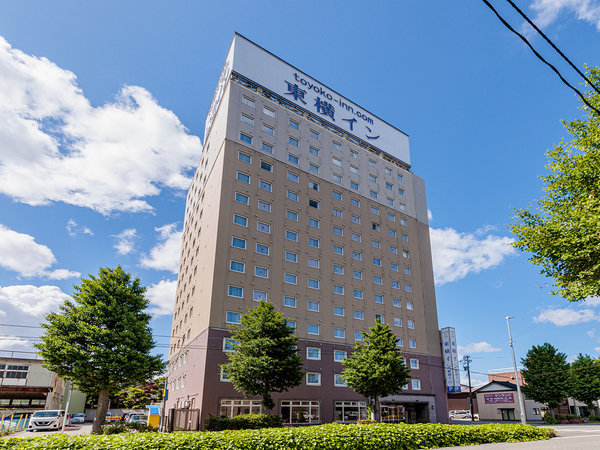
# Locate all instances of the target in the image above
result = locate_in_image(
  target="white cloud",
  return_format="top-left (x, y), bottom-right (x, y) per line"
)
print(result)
top-left (427, 209), bottom-right (433, 222)
top-left (0, 36), bottom-right (202, 214)
top-left (140, 224), bottom-right (182, 273)
top-left (584, 296), bottom-right (600, 307)
top-left (0, 224), bottom-right (80, 279)
top-left (145, 279), bottom-right (176, 317)
top-left (66, 219), bottom-right (93, 237)
top-left (112, 228), bottom-right (137, 255)
top-left (587, 329), bottom-right (596, 338)
top-left (458, 341), bottom-right (502, 354)
top-left (534, 307), bottom-right (599, 326)
top-left (595, 346), bottom-right (600, 352)
top-left (528, 0), bottom-right (600, 31)
top-left (429, 227), bottom-right (515, 285)
top-left (0, 284), bottom-right (70, 317)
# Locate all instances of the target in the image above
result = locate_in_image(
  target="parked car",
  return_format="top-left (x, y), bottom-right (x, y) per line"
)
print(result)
top-left (70, 413), bottom-right (86, 424)
top-left (449, 410), bottom-right (473, 420)
top-left (27, 410), bottom-right (68, 431)
top-left (127, 414), bottom-right (147, 424)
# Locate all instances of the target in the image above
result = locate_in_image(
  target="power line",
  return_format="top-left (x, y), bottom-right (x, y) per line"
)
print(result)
top-left (480, 0), bottom-right (600, 116)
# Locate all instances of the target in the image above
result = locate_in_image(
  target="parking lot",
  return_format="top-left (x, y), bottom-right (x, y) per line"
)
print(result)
top-left (5, 422), bottom-right (92, 438)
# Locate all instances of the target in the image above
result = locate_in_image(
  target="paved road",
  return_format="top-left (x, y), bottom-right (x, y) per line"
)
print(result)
top-left (6, 422), bottom-right (92, 438)
top-left (444, 424), bottom-right (600, 449)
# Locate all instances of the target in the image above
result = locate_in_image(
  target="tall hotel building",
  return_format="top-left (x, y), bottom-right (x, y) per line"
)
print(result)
top-left (166, 34), bottom-right (447, 425)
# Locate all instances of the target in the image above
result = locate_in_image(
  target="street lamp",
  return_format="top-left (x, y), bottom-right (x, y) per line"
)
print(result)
top-left (506, 316), bottom-right (526, 425)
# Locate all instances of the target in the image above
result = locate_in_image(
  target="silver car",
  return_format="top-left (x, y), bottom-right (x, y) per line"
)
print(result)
top-left (28, 410), bottom-right (68, 431)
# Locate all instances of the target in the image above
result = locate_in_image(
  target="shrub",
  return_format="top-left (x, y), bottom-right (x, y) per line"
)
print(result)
top-left (102, 421), bottom-right (158, 435)
top-left (0, 422), bottom-right (553, 449)
top-left (203, 413), bottom-right (283, 431)
top-left (588, 415), bottom-right (600, 422)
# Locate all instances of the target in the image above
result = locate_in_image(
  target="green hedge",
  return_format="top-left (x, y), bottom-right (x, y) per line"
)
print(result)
top-left (0, 423), bottom-right (553, 449)
top-left (203, 413), bottom-right (283, 431)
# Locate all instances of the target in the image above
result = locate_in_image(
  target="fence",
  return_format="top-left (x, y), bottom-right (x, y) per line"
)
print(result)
top-left (0, 413), bottom-right (30, 433)
top-left (167, 408), bottom-right (201, 432)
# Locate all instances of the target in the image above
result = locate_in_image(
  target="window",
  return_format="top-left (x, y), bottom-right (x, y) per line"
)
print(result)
top-left (223, 338), bottom-right (238, 352)
top-left (238, 151), bottom-right (251, 163)
top-left (309, 181), bottom-right (319, 191)
top-left (369, 174), bottom-right (377, 183)
top-left (242, 96), bottom-right (255, 108)
top-left (288, 154), bottom-right (299, 164)
top-left (372, 240), bottom-right (381, 249)
top-left (353, 270), bottom-right (363, 280)
top-left (284, 296), bottom-right (297, 307)
top-left (333, 226), bottom-right (343, 236)
top-left (410, 359), bottom-right (419, 370)
top-left (351, 215), bottom-right (361, 224)
top-left (233, 214), bottom-right (247, 226)
top-left (353, 310), bottom-right (364, 320)
top-left (307, 300), bottom-right (320, 312)
top-left (232, 237), bottom-right (246, 249)
top-left (220, 369), bottom-right (231, 382)
top-left (332, 173), bottom-right (342, 183)
top-left (219, 399), bottom-right (263, 418)
top-left (350, 150), bottom-right (358, 159)
top-left (240, 132), bottom-right (252, 144)
top-left (260, 161), bottom-right (273, 172)
top-left (353, 289), bottom-right (363, 299)
top-left (405, 284), bottom-right (413, 293)
top-left (262, 124), bottom-right (274, 135)
top-left (402, 234), bottom-right (409, 242)
top-left (407, 320), bottom-right (415, 329)
top-left (261, 142), bottom-right (273, 153)
top-left (375, 313), bottom-right (384, 323)
top-left (412, 379), bottom-right (421, 390)
top-left (263, 106), bottom-right (275, 117)
top-left (307, 323), bottom-right (320, 335)
top-left (333, 264), bottom-right (344, 274)
top-left (287, 172), bottom-right (299, 183)
top-left (373, 257), bottom-right (382, 266)
top-left (409, 339), bottom-right (417, 349)
top-left (374, 294), bottom-right (383, 304)
top-left (309, 163), bottom-right (319, 173)
top-left (257, 222), bottom-right (270, 233)
top-left (285, 251), bottom-right (297, 263)
top-left (400, 218), bottom-right (408, 226)
top-left (287, 210), bottom-right (298, 221)
top-left (309, 199), bottom-right (319, 209)
top-left (333, 285), bottom-right (344, 295)
top-left (393, 298), bottom-right (401, 308)
top-left (389, 229), bottom-right (397, 237)
top-left (374, 276), bottom-right (383, 285)
top-left (284, 273), bottom-right (297, 284)
top-left (253, 290), bottom-right (267, 302)
top-left (403, 250), bottom-right (410, 259)
top-left (387, 198), bottom-right (394, 207)
top-left (308, 279), bottom-right (319, 290)
top-left (372, 223), bottom-right (380, 231)
top-left (397, 174), bottom-right (404, 181)
top-left (349, 165), bottom-right (359, 175)
top-left (307, 257), bottom-right (320, 268)
top-left (331, 157), bottom-right (342, 167)
top-left (235, 193), bottom-right (249, 205)
top-left (309, 146), bottom-right (319, 156)
top-left (260, 180), bottom-right (272, 191)
top-left (289, 136), bottom-right (299, 147)
top-left (334, 328), bottom-right (345, 338)
top-left (390, 245), bottom-right (398, 254)
top-left (332, 141), bottom-right (341, 150)
top-left (386, 182), bottom-right (393, 190)
top-left (287, 190), bottom-right (298, 201)
top-left (287, 320), bottom-right (296, 330)
top-left (226, 311), bottom-right (241, 324)
top-left (391, 263), bottom-right (399, 271)
top-left (332, 208), bottom-right (343, 218)
top-left (370, 206), bottom-right (379, 215)
top-left (241, 114), bottom-right (254, 126)
top-left (254, 266), bottom-right (268, 278)
top-left (306, 373), bottom-right (321, 386)
top-left (334, 306), bottom-right (345, 316)
top-left (369, 159), bottom-right (376, 167)
top-left (355, 331), bottom-right (364, 341)
top-left (396, 338), bottom-right (404, 347)
top-left (334, 375), bottom-right (347, 387)
top-left (394, 317), bottom-right (402, 327)
top-left (334, 350), bottom-right (347, 362)
top-left (289, 119), bottom-right (299, 130)
top-left (333, 245), bottom-right (343, 255)
top-left (256, 243), bottom-right (269, 255)
top-left (392, 280), bottom-right (400, 289)
top-left (310, 130), bottom-right (319, 139)
top-left (404, 267), bottom-right (411, 275)
top-left (370, 190), bottom-right (378, 199)
top-left (406, 301), bottom-right (414, 310)
top-left (258, 200), bottom-right (271, 212)
top-left (306, 347), bottom-right (321, 360)
top-left (230, 260), bottom-right (245, 273)
top-left (350, 199), bottom-right (360, 209)
top-left (352, 251), bottom-right (362, 261)
top-left (350, 181), bottom-right (359, 190)
top-left (388, 213), bottom-right (396, 222)
top-left (308, 237), bottom-right (319, 248)
top-left (308, 218), bottom-right (320, 228)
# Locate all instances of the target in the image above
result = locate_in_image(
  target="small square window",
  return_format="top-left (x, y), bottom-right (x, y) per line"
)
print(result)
top-left (332, 191), bottom-right (342, 200)
top-left (240, 133), bottom-right (252, 144)
top-left (263, 106), bottom-right (275, 117)
top-left (310, 130), bottom-right (319, 139)
top-left (308, 279), bottom-right (320, 290)
top-left (402, 234), bottom-right (409, 242)
top-left (287, 190), bottom-right (299, 201)
top-left (385, 167), bottom-right (392, 176)
top-left (350, 181), bottom-right (359, 191)
top-left (372, 240), bottom-right (381, 249)
top-left (284, 273), bottom-right (297, 284)
top-left (409, 339), bottom-right (417, 349)
top-left (406, 301), bottom-right (414, 310)
top-left (307, 347), bottom-right (321, 360)
top-left (332, 141), bottom-right (341, 150)
top-left (392, 280), bottom-right (400, 289)
top-left (388, 213), bottom-right (396, 222)
top-left (309, 218), bottom-right (320, 228)
top-left (253, 290), bottom-right (267, 302)
top-left (289, 136), bottom-right (299, 147)
top-left (309, 181), bottom-right (320, 191)
top-left (410, 359), bottom-right (419, 369)
top-left (223, 338), bottom-right (238, 352)
top-left (288, 172), bottom-right (299, 183)
top-left (307, 323), bottom-right (320, 335)
top-left (286, 210), bottom-right (298, 221)
top-left (403, 250), bottom-right (410, 259)
top-left (412, 379), bottom-right (421, 390)
top-left (254, 266), bottom-right (268, 278)
top-left (400, 218), bottom-right (408, 226)
top-left (351, 198), bottom-right (360, 207)
top-left (287, 320), bottom-right (296, 330)
top-left (226, 311), bottom-right (241, 324)
top-left (370, 206), bottom-right (379, 215)
top-left (404, 267), bottom-right (411, 275)
top-left (233, 214), bottom-right (248, 226)
top-left (349, 165), bottom-right (359, 175)
top-left (351, 215), bottom-right (361, 224)
top-left (390, 245), bottom-right (398, 254)
top-left (389, 229), bottom-right (397, 237)
top-left (262, 124), bottom-right (274, 135)
top-left (353, 289), bottom-right (363, 299)
top-left (369, 159), bottom-right (376, 167)
top-left (260, 161), bottom-right (273, 172)
top-left (288, 154), bottom-right (299, 164)
top-left (332, 173), bottom-right (342, 183)
top-left (408, 319), bottom-right (415, 329)
top-left (398, 189), bottom-right (405, 196)
top-left (391, 263), bottom-right (399, 272)
top-left (334, 374), bottom-right (347, 387)
top-left (307, 301), bottom-right (320, 312)
top-left (260, 180), bottom-right (272, 192)
top-left (238, 151), bottom-right (251, 163)
top-left (232, 237), bottom-right (246, 249)
top-left (370, 190), bottom-right (378, 199)
top-left (375, 313), bottom-right (384, 323)
top-left (386, 182), bottom-right (393, 190)
top-left (393, 298), bottom-right (401, 308)
top-left (258, 200), bottom-right (271, 212)
top-left (285, 251), bottom-right (298, 263)
top-left (333, 264), bottom-right (344, 274)
top-left (396, 338), bottom-right (404, 347)
top-left (230, 260), bottom-right (245, 273)
top-left (387, 198), bottom-right (394, 206)
top-left (333, 245), bottom-right (344, 255)
top-left (261, 142), bottom-right (273, 153)
top-left (309, 163), bottom-right (320, 173)
top-left (308, 238), bottom-right (319, 248)
top-left (241, 114), bottom-right (254, 126)
top-left (235, 193), bottom-right (249, 205)
top-left (286, 231), bottom-right (298, 242)
top-left (352, 251), bottom-right (362, 261)
top-left (369, 174), bottom-right (377, 183)
top-left (372, 223), bottom-right (380, 231)
top-left (373, 257), bottom-right (382, 266)
top-left (352, 233), bottom-right (361, 242)
top-left (284, 296), bottom-right (297, 307)
top-left (257, 222), bottom-right (271, 233)
top-left (374, 294), bottom-right (383, 304)
top-left (309, 146), bottom-right (319, 156)
top-left (256, 243), bottom-right (269, 256)
top-left (355, 331), bottom-right (364, 341)
top-left (334, 350), bottom-right (346, 361)
top-left (306, 372), bottom-right (321, 385)
top-left (332, 157), bottom-right (342, 166)
top-left (242, 96), bottom-right (255, 108)
top-left (333, 285), bottom-right (344, 295)
top-left (289, 119), bottom-right (299, 130)
top-left (353, 270), bottom-right (362, 280)
top-left (333, 208), bottom-right (343, 218)
top-left (334, 306), bottom-right (345, 316)
top-left (394, 317), bottom-right (402, 327)
top-left (405, 284), bottom-right (413, 293)
top-left (309, 199), bottom-right (319, 209)
top-left (334, 328), bottom-right (345, 338)
top-left (350, 151), bottom-right (358, 159)
top-left (353, 310), bottom-right (364, 320)
top-left (374, 276), bottom-right (383, 285)
top-left (307, 257), bottom-right (320, 268)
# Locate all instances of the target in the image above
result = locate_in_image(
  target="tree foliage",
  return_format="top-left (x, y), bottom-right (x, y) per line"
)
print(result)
top-left (342, 320), bottom-right (411, 420)
top-left (220, 301), bottom-right (303, 410)
top-left (569, 353), bottom-right (600, 411)
top-left (35, 266), bottom-right (164, 433)
top-left (521, 343), bottom-right (570, 411)
top-left (510, 67), bottom-right (600, 301)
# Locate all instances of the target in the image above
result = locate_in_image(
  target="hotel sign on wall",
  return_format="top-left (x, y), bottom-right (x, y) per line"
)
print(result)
top-left (206, 34), bottom-right (411, 165)
top-left (441, 327), bottom-right (461, 393)
top-left (484, 393), bottom-right (515, 404)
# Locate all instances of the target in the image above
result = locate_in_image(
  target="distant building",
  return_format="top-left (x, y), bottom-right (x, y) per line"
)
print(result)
top-left (0, 355), bottom-right (86, 414)
top-left (475, 380), bottom-right (544, 422)
top-left (447, 383), bottom-right (478, 415)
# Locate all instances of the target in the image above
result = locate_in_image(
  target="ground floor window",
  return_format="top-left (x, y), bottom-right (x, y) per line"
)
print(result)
top-left (219, 399), bottom-right (262, 418)
top-left (381, 404), bottom-right (406, 423)
top-left (500, 408), bottom-right (515, 421)
top-left (281, 400), bottom-right (320, 424)
top-left (334, 401), bottom-right (367, 423)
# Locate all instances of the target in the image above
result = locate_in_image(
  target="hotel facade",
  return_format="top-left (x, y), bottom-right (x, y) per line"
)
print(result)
top-left (166, 34), bottom-right (448, 425)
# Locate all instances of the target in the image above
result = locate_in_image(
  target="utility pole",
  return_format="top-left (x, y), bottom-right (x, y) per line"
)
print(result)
top-left (506, 316), bottom-right (526, 425)
top-left (159, 375), bottom-right (168, 432)
top-left (462, 355), bottom-right (475, 421)
top-left (61, 381), bottom-right (73, 433)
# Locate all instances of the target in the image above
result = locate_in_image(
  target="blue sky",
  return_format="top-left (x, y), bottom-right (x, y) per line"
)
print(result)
top-left (1, 0), bottom-right (599, 386)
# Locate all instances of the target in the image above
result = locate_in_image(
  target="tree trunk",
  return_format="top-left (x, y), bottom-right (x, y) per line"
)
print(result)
top-left (375, 396), bottom-right (380, 422)
top-left (92, 389), bottom-right (110, 434)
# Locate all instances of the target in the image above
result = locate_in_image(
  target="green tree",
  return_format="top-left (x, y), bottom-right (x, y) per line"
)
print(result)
top-left (35, 266), bottom-right (165, 434)
top-left (220, 301), bottom-right (303, 411)
top-left (570, 353), bottom-right (600, 414)
top-left (510, 67), bottom-right (600, 302)
top-left (342, 320), bottom-right (411, 421)
top-left (521, 343), bottom-right (570, 417)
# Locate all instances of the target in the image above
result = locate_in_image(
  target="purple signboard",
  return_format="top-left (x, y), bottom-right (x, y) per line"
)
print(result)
top-left (484, 393), bottom-right (514, 404)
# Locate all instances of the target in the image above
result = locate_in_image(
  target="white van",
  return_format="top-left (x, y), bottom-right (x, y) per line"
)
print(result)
top-left (27, 410), bottom-right (69, 431)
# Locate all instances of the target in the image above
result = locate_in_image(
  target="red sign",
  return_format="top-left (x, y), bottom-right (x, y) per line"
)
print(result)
top-left (484, 393), bottom-right (514, 404)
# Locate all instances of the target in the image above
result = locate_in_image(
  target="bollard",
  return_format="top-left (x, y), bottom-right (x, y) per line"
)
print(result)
top-left (15, 414), bottom-right (23, 431)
